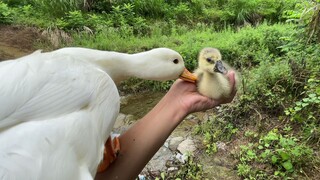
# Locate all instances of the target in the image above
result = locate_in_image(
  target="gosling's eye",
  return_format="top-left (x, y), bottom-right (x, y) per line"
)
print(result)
top-left (206, 58), bottom-right (212, 62)
top-left (173, 59), bottom-right (179, 64)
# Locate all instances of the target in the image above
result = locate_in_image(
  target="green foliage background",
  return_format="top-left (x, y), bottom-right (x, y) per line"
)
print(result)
top-left (1, 0), bottom-right (319, 179)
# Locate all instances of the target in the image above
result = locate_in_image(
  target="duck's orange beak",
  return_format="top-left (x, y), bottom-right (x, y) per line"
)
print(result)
top-left (179, 68), bottom-right (197, 83)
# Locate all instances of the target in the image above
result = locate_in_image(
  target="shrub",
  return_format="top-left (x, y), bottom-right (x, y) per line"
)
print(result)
top-left (0, 1), bottom-right (13, 23)
top-left (31, 0), bottom-right (83, 17)
top-left (237, 129), bottom-right (313, 179)
top-left (244, 60), bottom-right (293, 111)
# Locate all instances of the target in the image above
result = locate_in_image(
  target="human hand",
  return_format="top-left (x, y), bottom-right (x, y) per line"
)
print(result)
top-left (167, 71), bottom-right (237, 115)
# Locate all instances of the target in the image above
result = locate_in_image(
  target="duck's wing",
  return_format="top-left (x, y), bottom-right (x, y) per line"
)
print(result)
top-left (0, 119), bottom-right (92, 180)
top-left (0, 52), bottom-right (108, 129)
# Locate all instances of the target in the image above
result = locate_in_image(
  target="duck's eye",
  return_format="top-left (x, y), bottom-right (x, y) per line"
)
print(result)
top-left (206, 58), bottom-right (212, 62)
top-left (173, 59), bottom-right (179, 64)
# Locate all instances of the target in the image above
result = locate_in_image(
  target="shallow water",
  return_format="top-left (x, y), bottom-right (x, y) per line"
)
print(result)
top-left (120, 91), bottom-right (165, 119)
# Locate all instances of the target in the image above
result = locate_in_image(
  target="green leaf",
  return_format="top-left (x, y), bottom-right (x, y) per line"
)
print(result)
top-left (274, 170), bottom-right (280, 176)
top-left (265, 131), bottom-right (278, 141)
top-left (278, 150), bottom-right (290, 161)
top-left (294, 106), bottom-right (302, 111)
top-left (271, 155), bottom-right (278, 164)
top-left (161, 172), bottom-right (165, 179)
top-left (308, 93), bottom-right (316, 98)
top-left (258, 145), bottom-right (264, 150)
top-left (247, 150), bottom-right (256, 159)
top-left (291, 147), bottom-right (301, 157)
top-left (295, 102), bottom-right (302, 106)
top-left (303, 98), bottom-right (310, 102)
top-left (282, 161), bottom-right (293, 171)
top-left (284, 110), bottom-right (290, 115)
top-left (261, 152), bottom-right (267, 159)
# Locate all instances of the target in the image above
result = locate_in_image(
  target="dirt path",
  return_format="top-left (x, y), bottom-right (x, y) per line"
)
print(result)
top-left (0, 25), bottom-right (47, 60)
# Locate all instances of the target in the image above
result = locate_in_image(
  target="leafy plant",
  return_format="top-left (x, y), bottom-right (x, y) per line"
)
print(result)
top-left (31, 0), bottom-right (83, 17)
top-left (57, 10), bottom-right (86, 30)
top-left (0, 1), bottom-right (12, 23)
top-left (237, 129), bottom-right (313, 179)
top-left (172, 155), bottom-right (204, 180)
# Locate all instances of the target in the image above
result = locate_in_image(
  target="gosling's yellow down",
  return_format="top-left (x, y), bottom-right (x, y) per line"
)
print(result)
top-left (194, 47), bottom-right (239, 100)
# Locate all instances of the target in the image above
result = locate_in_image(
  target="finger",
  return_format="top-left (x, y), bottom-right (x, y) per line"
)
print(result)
top-left (228, 71), bottom-right (236, 91)
top-left (227, 71), bottom-right (237, 99)
top-left (201, 96), bottom-right (220, 109)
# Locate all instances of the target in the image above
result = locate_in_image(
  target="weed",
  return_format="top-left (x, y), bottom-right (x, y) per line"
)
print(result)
top-left (168, 155), bottom-right (205, 180)
top-left (0, 1), bottom-right (12, 23)
top-left (237, 129), bottom-right (313, 179)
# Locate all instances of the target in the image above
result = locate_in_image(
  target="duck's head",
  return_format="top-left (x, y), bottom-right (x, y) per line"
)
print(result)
top-left (198, 48), bottom-right (227, 75)
top-left (136, 48), bottom-right (196, 83)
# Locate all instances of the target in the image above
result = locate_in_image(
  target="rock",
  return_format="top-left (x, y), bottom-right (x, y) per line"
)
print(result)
top-left (175, 153), bottom-right (188, 164)
top-left (164, 141), bottom-right (169, 149)
top-left (167, 167), bottom-right (178, 172)
top-left (125, 114), bottom-right (135, 123)
top-left (138, 174), bottom-right (146, 180)
top-left (216, 141), bottom-right (227, 151)
top-left (185, 114), bottom-right (196, 120)
top-left (168, 136), bottom-right (184, 151)
top-left (120, 95), bottom-right (130, 105)
top-left (112, 113), bottom-right (135, 134)
top-left (113, 113), bottom-right (126, 129)
top-left (202, 113), bottom-right (211, 121)
top-left (177, 139), bottom-right (197, 155)
top-left (142, 146), bottom-right (174, 174)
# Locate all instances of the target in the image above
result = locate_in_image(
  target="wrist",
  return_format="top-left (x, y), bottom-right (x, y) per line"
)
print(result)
top-left (158, 93), bottom-right (189, 123)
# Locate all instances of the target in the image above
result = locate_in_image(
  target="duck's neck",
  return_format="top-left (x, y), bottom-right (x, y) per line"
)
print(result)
top-left (55, 47), bottom-right (150, 84)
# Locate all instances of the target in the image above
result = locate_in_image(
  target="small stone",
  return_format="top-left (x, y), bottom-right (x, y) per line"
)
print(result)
top-left (120, 95), bottom-right (132, 105)
top-left (143, 146), bottom-right (174, 173)
top-left (216, 141), bottom-right (227, 151)
top-left (177, 139), bottom-right (197, 155)
top-left (202, 113), bottom-right (210, 121)
top-left (167, 167), bottom-right (178, 172)
top-left (138, 174), bottom-right (145, 180)
top-left (168, 136), bottom-right (184, 151)
top-left (113, 113), bottom-right (126, 129)
top-left (175, 153), bottom-right (188, 163)
top-left (186, 114), bottom-right (196, 120)
top-left (164, 141), bottom-right (169, 148)
top-left (125, 114), bottom-right (135, 123)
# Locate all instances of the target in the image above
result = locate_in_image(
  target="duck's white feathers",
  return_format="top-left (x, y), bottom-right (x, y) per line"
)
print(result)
top-left (0, 52), bottom-right (120, 179)
top-left (51, 47), bottom-right (185, 84)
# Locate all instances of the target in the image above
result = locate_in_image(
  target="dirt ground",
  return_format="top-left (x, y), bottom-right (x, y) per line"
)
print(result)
top-left (0, 25), bottom-right (48, 61)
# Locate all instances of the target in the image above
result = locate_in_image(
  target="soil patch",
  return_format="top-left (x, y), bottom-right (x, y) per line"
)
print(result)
top-left (0, 25), bottom-right (47, 60)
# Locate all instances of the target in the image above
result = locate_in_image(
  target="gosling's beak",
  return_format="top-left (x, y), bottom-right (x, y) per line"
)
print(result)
top-left (179, 68), bottom-right (197, 83)
top-left (214, 60), bottom-right (227, 74)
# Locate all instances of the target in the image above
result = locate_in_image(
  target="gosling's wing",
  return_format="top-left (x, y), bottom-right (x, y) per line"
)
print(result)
top-left (193, 68), bottom-right (204, 81)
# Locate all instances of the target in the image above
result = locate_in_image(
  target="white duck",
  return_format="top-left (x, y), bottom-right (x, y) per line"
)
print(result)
top-left (0, 47), bottom-right (196, 180)
top-left (194, 47), bottom-right (239, 100)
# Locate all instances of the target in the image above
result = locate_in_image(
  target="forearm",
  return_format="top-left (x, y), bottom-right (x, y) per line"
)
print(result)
top-left (94, 78), bottom-right (228, 180)
top-left (96, 93), bottom-right (187, 180)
